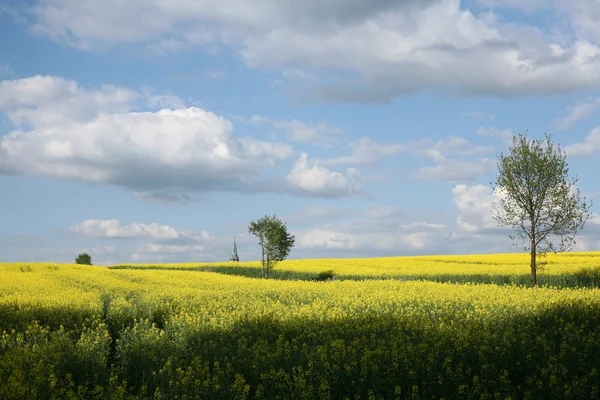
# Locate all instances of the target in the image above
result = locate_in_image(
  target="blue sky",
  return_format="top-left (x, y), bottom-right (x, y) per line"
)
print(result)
top-left (1, 0), bottom-right (600, 264)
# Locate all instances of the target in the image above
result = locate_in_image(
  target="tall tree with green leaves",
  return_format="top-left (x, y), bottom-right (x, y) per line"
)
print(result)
top-left (491, 133), bottom-right (592, 287)
top-left (248, 214), bottom-right (295, 278)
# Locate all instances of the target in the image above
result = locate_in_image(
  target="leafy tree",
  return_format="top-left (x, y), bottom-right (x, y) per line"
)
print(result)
top-left (248, 214), bottom-right (295, 278)
top-left (491, 133), bottom-right (592, 287)
top-left (75, 253), bottom-right (92, 265)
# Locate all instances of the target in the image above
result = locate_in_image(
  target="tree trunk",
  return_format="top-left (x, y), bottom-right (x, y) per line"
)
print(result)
top-left (530, 236), bottom-right (537, 287)
top-left (265, 253), bottom-right (270, 279)
top-left (260, 235), bottom-right (265, 279)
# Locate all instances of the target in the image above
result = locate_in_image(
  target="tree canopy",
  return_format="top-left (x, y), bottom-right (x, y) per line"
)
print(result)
top-left (75, 253), bottom-right (92, 266)
top-left (248, 214), bottom-right (295, 278)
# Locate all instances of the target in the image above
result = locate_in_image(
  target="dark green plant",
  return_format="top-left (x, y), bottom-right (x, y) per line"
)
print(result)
top-left (491, 133), bottom-right (592, 287)
top-left (316, 270), bottom-right (335, 281)
top-left (248, 214), bottom-right (295, 278)
top-left (75, 253), bottom-right (92, 266)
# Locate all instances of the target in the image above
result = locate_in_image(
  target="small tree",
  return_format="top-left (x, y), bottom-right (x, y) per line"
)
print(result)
top-left (75, 253), bottom-right (92, 265)
top-left (248, 214), bottom-right (295, 278)
top-left (491, 133), bottom-right (592, 287)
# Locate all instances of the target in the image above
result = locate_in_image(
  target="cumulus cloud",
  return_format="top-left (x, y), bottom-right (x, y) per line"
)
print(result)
top-left (25, 0), bottom-right (600, 102)
top-left (452, 184), bottom-right (502, 232)
top-left (565, 128), bottom-right (600, 157)
top-left (286, 153), bottom-right (362, 196)
top-left (0, 75), bottom-right (361, 199)
top-left (0, 75), bottom-right (139, 127)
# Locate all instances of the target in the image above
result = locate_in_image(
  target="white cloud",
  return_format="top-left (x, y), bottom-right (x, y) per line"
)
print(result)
top-left (321, 137), bottom-right (406, 166)
top-left (249, 115), bottom-right (341, 145)
top-left (0, 75), bottom-right (139, 128)
top-left (553, 98), bottom-right (600, 130)
top-left (286, 153), bottom-right (362, 196)
top-left (70, 220), bottom-right (183, 240)
top-left (452, 184), bottom-right (501, 232)
top-left (0, 75), bottom-right (358, 199)
top-left (27, 0), bottom-right (600, 101)
top-left (0, 106), bottom-right (291, 192)
top-left (565, 127), bottom-right (600, 157)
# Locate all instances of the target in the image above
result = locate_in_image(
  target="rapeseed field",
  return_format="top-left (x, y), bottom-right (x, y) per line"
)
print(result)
top-left (111, 251), bottom-right (600, 287)
top-left (1, 253), bottom-right (600, 399)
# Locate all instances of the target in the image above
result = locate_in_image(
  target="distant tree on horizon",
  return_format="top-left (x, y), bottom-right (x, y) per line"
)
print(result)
top-left (248, 214), bottom-right (295, 278)
top-left (75, 253), bottom-right (92, 265)
top-left (491, 133), bottom-right (592, 287)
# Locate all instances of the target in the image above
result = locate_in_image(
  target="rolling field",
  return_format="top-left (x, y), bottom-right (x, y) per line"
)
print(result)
top-left (2, 253), bottom-right (600, 399)
top-left (110, 252), bottom-right (600, 287)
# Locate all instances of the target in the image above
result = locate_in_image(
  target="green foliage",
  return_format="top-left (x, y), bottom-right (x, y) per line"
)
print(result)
top-left (2, 305), bottom-right (600, 399)
top-left (491, 133), bottom-right (592, 286)
top-left (4, 261), bottom-right (600, 398)
top-left (248, 214), bottom-right (295, 278)
top-left (75, 253), bottom-right (92, 266)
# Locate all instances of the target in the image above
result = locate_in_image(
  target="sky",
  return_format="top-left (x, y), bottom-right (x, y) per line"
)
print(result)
top-left (1, 0), bottom-right (600, 265)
